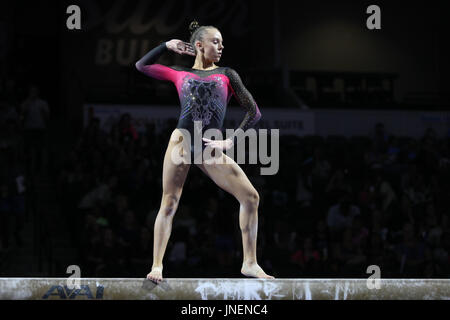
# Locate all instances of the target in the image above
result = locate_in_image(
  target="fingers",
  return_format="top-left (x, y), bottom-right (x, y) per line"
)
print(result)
top-left (179, 41), bottom-right (195, 55)
top-left (169, 40), bottom-right (196, 56)
top-left (174, 48), bottom-right (195, 56)
top-left (176, 42), bottom-right (194, 52)
top-left (202, 139), bottom-right (228, 148)
top-left (203, 139), bottom-right (219, 147)
top-left (183, 42), bottom-right (196, 56)
top-left (203, 141), bottom-right (224, 150)
top-left (203, 138), bottom-right (216, 147)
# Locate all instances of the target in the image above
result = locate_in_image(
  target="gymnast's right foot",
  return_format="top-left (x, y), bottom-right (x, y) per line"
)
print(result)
top-left (241, 262), bottom-right (274, 279)
top-left (147, 266), bottom-right (163, 283)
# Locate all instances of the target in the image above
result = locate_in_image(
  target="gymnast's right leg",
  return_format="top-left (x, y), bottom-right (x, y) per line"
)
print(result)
top-left (147, 129), bottom-right (191, 282)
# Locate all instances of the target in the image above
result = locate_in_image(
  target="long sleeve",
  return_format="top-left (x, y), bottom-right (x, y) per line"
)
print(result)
top-left (135, 42), bottom-right (177, 82)
top-left (225, 68), bottom-right (261, 144)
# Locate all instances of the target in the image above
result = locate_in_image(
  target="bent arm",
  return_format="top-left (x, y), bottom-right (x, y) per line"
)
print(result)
top-left (135, 42), bottom-right (177, 82)
top-left (226, 68), bottom-right (261, 144)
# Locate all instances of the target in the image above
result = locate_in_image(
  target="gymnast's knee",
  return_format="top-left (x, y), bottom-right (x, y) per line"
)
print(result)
top-left (159, 193), bottom-right (180, 217)
top-left (241, 191), bottom-right (260, 211)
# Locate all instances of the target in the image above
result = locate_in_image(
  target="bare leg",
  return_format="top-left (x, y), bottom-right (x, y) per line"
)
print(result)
top-left (197, 152), bottom-right (274, 279)
top-left (147, 129), bottom-right (191, 282)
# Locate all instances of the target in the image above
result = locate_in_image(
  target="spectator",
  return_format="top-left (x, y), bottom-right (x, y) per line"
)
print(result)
top-left (117, 210), bottom-right (139, 261)
top-left (20, 84), bottom-right (50, 175)
top-left (313, 219), bottom-right (330, 262)
top-left (130, 227), bottom-right (153, 275)
top-left (374, 172), bottom-right (397, 213)
top-left (11, 177), bottom-right (25, 247)
top-left (95, 227), bottom-right (126, 277)
top-left (270, 220), bottom-right (295, 275)
top-left (78, 175), bottom-right (118, 210)
top-left (118, 113), bottom-right (138, 144)
top-left (168, 226), bottom-right (188, 275)
top-left (417, 128), bottom-right (441, 174)
top-left (433, 232), bottom-right (450, 274)
top-left (295, 172), bottom-right (312, 208)
top-left (0, 182), bottom-right (12, 251)
top-left (385, 136), bottom-right (401, 165)
top-left (83, 218), bottom-right (103, 275)
top-left (0, 119), bottom-right (22, 187)
top-left (358, 179), bottom-right (377, 212)
top-left (0, 79), bottom-right (20, 120)
top-left (395, 223), bottom-right (426, 277)
top-left (367, 232), bottom-right (384, 267)
top-left (325, 168), bottom-right (353, 204)
top-left (401, 170), bottom-right (433, 225)
top-left (327, 193), bottom-right (361, 239)
top-left (340, 227), bottom-right (367, 276)
top-left (371, 122), bottom-right (388, 155)
top-left (423, 202), bottom-right (443, 247)
top-left (351, 215), bottom-right (369, 249)
top-left (291, 236), bottom-right (321, 275)
top-left (310, 146), bottom-right (332, 195)
top-left (82, 117), bottom-right (108, 149)
top-left (214, 229), bottom-right (235, 275)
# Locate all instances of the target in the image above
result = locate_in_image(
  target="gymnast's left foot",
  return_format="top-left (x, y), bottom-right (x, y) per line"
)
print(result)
top-left (241, 262), bottom-right (274, 279)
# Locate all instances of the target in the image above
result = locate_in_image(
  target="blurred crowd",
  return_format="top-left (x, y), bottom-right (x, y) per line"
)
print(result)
top-left (55, 113), bottom-right (450, 278)
top-left (0, 76), bottom-right (49, 254)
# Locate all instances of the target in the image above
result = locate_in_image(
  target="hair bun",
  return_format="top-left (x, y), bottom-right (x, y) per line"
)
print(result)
top-left (189, 20), bottom-right (200, 35)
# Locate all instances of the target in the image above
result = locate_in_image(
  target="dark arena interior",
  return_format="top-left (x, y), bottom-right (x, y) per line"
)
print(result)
top-left (0, 0), bottom-right (450, 307)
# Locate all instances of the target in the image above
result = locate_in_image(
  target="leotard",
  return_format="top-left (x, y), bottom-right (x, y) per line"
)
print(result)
top-left (135, 42), bottom-right (261, 161)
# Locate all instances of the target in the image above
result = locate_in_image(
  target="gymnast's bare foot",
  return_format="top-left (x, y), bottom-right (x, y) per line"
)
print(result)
top-left (241, 262), bottom-right (274, 279)
top-left (147, 266), bottom-right (163, 283)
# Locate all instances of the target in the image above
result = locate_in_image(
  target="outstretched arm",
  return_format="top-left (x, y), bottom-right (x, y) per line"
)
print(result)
top-left (135, 40), bottom-right (195, 81)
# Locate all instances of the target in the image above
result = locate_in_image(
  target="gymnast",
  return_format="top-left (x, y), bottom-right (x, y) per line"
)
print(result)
top-left (135, 20), bottom-right (273, 282)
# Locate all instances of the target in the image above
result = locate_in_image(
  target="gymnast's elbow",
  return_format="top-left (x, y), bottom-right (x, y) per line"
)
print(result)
top-left (254, 108), bottom-right (262, 123)
top-left (135, 61), bottom-right (144, 72)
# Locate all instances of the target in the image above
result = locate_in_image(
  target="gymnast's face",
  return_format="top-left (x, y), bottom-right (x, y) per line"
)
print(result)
top-left (197, 28), bottom-right (224, 63)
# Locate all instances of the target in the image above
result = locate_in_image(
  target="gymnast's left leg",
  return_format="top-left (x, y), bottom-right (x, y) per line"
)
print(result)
top-left (196, 152), bottom-right (274, 279)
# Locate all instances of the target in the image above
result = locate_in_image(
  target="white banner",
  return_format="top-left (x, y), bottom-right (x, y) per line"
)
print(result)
top-left (83, 104), bottom-right (316, 136)
top-left (84, 104), bottom-right (449, 138)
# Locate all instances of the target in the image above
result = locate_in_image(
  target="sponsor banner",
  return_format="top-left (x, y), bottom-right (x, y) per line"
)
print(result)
top-left (83, 104), bottom-right (316, 136)
top-left (85, 104), bottom-right (450, 138)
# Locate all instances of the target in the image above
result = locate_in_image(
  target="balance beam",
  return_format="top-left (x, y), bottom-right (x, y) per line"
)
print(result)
top-left (0, 278), bottom-right (449, 300)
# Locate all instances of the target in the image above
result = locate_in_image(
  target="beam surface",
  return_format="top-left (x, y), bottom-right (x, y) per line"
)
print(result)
top-left (0, 278), bottom-right (449, 300)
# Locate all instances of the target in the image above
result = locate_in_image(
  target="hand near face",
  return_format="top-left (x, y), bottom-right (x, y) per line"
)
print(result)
top-left (166, 39), bottom-right (196, 56)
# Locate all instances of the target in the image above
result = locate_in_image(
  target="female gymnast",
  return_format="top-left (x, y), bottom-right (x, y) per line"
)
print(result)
top-left (135, 21), bottom-right (274, 282)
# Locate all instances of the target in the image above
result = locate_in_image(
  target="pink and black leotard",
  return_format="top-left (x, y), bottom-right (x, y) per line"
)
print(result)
top-left (135, 42), bottom-right (261, 158)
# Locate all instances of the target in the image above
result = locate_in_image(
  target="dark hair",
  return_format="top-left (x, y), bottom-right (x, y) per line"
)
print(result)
top-left (188, 20), bottom-right (218, 54)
